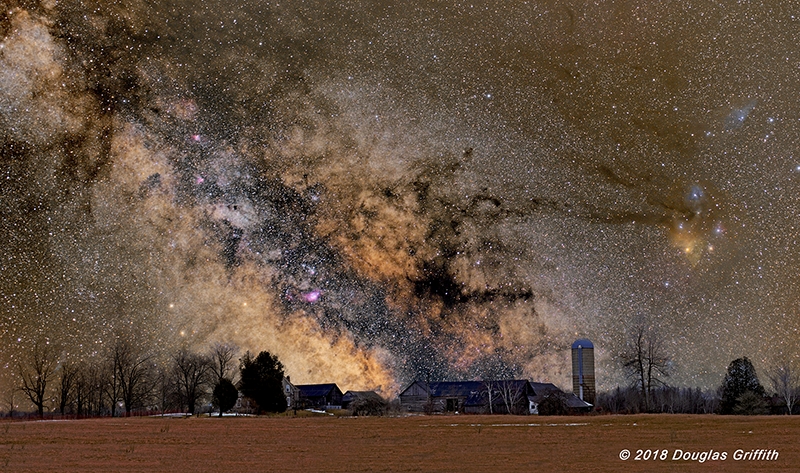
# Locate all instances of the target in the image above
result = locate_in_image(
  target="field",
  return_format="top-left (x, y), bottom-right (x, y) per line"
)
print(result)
top-left (1, 414), bottom-right (798, 472)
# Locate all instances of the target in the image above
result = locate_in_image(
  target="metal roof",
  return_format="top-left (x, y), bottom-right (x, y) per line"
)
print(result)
top-left (530, 381), bottom-right (561, 394)
top-left (529, 382), bottom-right (593, 408)
top-left (296, 383), bottom-right (341, 397)
top-left (425, 381), bottom-right (485, 397)
top-left (342, 391), bottom-right (384, 403)
top-left (403, 380), bottom-right (534, 401)
top-left (571, 338), bottom-right (594, 349)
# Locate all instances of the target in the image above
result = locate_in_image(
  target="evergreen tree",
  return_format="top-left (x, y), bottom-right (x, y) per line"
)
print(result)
top-left (212, 378), bottom-right (239, 417)
top-left (732, 391), bottom-right (769, 415)
top-left (719, 357), bottom-right (766, 415)
top-left (238, 351), bottom-right (287, 413)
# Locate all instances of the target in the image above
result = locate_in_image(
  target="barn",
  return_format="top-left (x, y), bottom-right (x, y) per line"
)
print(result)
top-left (399, 380), bottom-right (537, 415)
top-left (399, 380), bottom-right (482, 413)
top-left (296, 383), bottom-right (344, 410)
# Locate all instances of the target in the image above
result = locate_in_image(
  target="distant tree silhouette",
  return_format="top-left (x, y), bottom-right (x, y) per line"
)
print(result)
top-left (73, 360), bottom-right (104, 416)
top-left (210, 342), bottom-right (239, 384)
top-left (18, 340), bottom-right (58, 417)
top-left (210, 342), bottom-right (240, 417)
top-left (239, 351), bottom-right (287, 413)
top-left (112, 338), bottom-right (156, 416)
top-left (56, 359), bottom-right (78, 415)
top-left (767, 359), bottom-right (799, 415)
top-left (619, 319), bottom-right (671, 412)
top-left (212, 378), bottom-right (239, 417)
top-left (172, 349), bottom-right (212, 414)
top-left (719, 357), bottom-right (766, 415)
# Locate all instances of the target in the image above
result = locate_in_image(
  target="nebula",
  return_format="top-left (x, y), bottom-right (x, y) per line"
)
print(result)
top-left (2, 0), bottom-right (800, 396)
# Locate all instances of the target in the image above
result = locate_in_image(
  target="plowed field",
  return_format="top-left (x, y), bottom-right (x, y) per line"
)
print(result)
top-left (1, 414), bottom-right (798, 472)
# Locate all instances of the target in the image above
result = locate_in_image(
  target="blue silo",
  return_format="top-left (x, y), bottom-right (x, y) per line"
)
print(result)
top-left (572, 339), bottom-right (595, 404)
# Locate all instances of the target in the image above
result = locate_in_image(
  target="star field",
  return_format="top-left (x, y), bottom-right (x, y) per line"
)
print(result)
top-left (2, 0), bottom-right (800, 395)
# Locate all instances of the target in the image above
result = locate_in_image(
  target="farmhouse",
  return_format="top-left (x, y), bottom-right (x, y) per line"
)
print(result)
top-left (296, 383), bottom-right (344, 410)
top-left (283, 376), bottom-right (299, 410)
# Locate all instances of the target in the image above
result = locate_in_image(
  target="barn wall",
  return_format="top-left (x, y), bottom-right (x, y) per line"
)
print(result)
top-left (399, 394), bottom-right (430, 413)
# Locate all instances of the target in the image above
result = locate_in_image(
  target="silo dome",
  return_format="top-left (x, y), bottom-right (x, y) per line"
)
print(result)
top-left (572, 339), bottom-right (594, 349)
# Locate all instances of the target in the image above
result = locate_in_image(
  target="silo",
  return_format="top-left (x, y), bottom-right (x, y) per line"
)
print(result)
top-left (571, 339), bottom-right (595, 405)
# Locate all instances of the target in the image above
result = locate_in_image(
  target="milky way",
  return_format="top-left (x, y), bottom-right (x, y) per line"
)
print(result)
top-left (2, 0), bottom-right (800, 395)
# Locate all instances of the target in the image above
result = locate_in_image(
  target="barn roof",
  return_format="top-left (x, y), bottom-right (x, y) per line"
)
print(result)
top-left (296, 383), bottom-right (341, 398)
top-left (426, 381), bottom-right (485, 397)
top-left (400, 380), bottom-right (533, 400)
top-left (342, 391), bottom-right (384, 403)
top-left (564, 394), bottom-right (593, 409)
top-left (529, 382), bottom-right (592, 408)
top-left (530, 382), bottom-right (561, 395)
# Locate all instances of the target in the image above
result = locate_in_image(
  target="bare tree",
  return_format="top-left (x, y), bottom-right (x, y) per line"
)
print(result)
top-left (102, 351), bottom-right (123, 417)
top-left (73, 363), bottom-right (90, 416)
top-left (56, 360), bottom-right (79, 415)
top-left (172, 349), bottom-right (212, 415)
top-left (619, 320), bottom-right (671, 411)
top-left (112, 338), bottom-right (156, 416)
top-left (496, 380), bottom-right (528, 415)
top-left (479, 379), bottom-right (529, 415)
top-left (481, 378), bottom-right (496, 414)
top-left (153, 365), bottom-right (177, 414)
top-left (768, 359), bottom-right (799, 415)
top-left (210, 342), bottom-right (238, 383)
top-left (74, 360), bottom-right (105, 417)
top-left (18, 340), bottom-right (59, 417)
top-left (2, 386), bottom-right (18, 418)
top-left (209, 342), bottom-right (239, 417)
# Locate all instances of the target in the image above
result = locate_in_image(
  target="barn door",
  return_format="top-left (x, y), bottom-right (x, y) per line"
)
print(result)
top-left (446, 398), bottom-right (458, 412)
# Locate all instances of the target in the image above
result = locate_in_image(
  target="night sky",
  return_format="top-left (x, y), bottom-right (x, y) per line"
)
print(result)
top-left (2, 0), bottom-right (799, 395)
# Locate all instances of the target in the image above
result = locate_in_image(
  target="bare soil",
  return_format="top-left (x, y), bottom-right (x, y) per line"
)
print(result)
top-left (1, 414), bottom-right (798, 472)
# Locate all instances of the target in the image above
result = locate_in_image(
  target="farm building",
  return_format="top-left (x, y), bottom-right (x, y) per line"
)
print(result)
top-left (341, 391), bottom-right (385, 409)
top-left (530, 382), bottom-right (593, 414)
top-left (342, 391), bottom-right (389, 416)
top-left (399, 380), bottom-right (481, 413)
top-left (296, 383), bottom-right (344, 410)
top-left (282, 377), bottom-right (299, 410)
top-left (398, 380), bottom-right (537, 415)
top-left (571, 339), bottom-right (596, 405)
top-left (399, 379), bottom-right (591, 415)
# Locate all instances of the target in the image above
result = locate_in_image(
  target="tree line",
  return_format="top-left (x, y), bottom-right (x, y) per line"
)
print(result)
top-left (8, 325), bottom-right (798, 417)
top-left (606, 319), bottom-right (799, 415)
top-left (6, 336), bottom-right (289, 418)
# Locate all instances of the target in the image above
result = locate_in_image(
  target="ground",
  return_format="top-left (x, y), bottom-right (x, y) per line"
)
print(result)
top-left (1, 414), bottom-right (798, 472)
